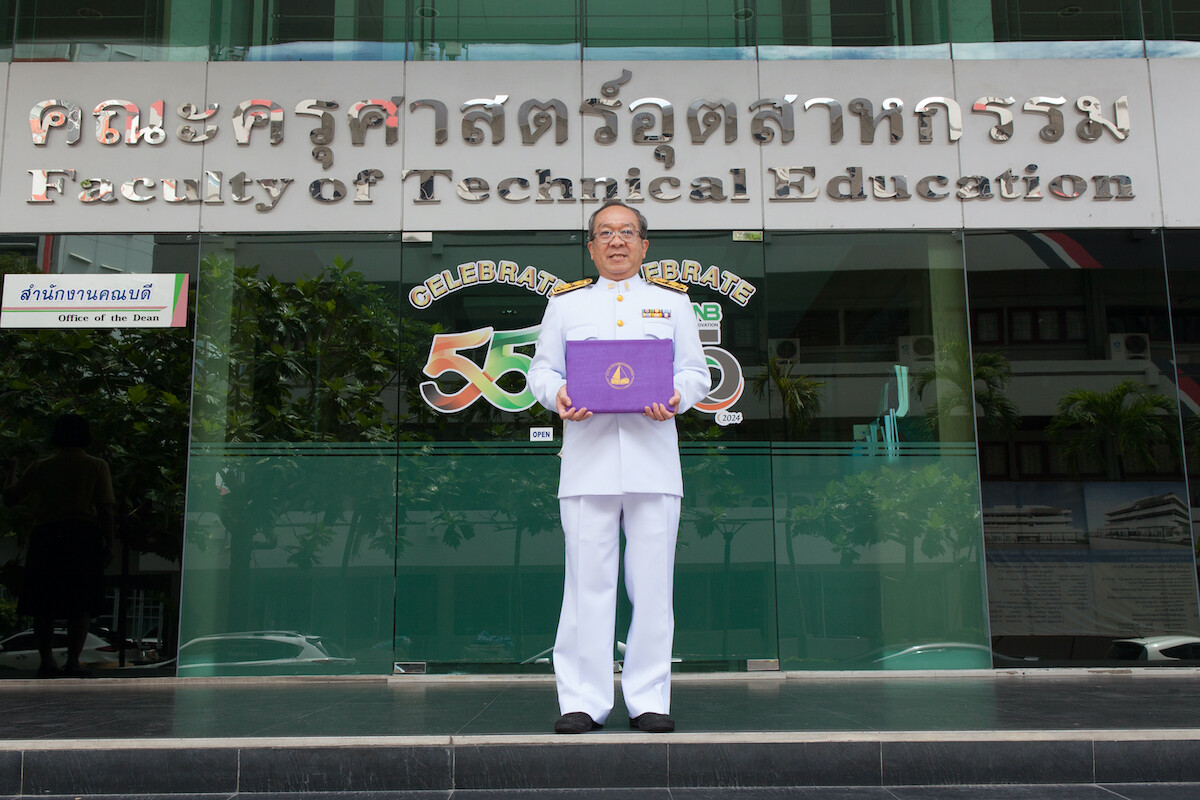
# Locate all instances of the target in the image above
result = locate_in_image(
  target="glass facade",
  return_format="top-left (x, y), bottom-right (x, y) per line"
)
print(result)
top-left (0, 234), bottom-right (197, 665)
top-left (3, 2), bottom-right (1200, 678)
top-left (766, 233), bottom-right (990, 669)
top-left (3, 1), bottom-right (1200, 62)
top-left (966, 231), bottom-right (1196, 663)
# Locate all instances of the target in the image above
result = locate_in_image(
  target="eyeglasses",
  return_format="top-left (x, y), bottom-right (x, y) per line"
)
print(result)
top-left (592, 228), bottom-right (641, 244)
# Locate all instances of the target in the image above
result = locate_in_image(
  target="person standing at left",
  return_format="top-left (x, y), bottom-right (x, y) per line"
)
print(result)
top-left (3, 414), bottom-right (115, 677)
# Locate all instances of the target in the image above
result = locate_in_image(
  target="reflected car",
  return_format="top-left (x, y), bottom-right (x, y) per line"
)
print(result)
top-left (1106, 636), bottom-right (1200, 662)
top-left (175, 631), bottom-right (355, 676)
top-left (868, 642), bottom-right (1039, 670)
top-left (0, 627), bottom-right (144, 670)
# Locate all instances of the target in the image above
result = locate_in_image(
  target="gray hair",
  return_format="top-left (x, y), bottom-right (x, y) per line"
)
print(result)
top-left (587, 200), bottom-right (648, 241)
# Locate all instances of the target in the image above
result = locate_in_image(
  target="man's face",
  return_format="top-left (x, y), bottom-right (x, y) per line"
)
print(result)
top-left (587, 205), bottom-right (649, 281)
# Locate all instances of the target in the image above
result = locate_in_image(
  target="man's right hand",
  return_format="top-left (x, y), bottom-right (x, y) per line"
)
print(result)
top-left (556, 385), bottom-right (593, 421)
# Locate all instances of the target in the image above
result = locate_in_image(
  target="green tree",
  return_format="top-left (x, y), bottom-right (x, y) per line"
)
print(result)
top-left (192, 254), bottom-right (404, 445)
top-left (786, 463), bottom-right (981, 571)
top-left (913, 340), bottom-right (1020, 439)
top-left (0, 278), bottom-right (194, 565)
top-left (0, 263), bottom-right (194, 640)
top-left (1047, 379), bottom-right (1179, 480)
top-left (782, 462), bottom-right (984, 650)
top-left (751, 356), bottom-right (824, 438)
top-left (189, 254), bottom-right (414, 632)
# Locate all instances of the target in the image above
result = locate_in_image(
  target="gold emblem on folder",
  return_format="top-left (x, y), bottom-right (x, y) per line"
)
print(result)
top-left (606, 362), bottom-right (634, 390)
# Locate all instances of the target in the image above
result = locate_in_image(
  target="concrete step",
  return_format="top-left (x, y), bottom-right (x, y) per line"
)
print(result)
top-left (3, 729), bottom-right (1200, 795)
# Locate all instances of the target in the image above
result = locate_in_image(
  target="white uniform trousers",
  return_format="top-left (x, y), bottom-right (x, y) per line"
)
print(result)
top-left (554, 493), bottom-right (680, 724)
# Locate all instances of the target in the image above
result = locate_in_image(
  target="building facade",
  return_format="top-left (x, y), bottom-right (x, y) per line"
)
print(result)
top-left (2, 1), bottom-right (1200, 675)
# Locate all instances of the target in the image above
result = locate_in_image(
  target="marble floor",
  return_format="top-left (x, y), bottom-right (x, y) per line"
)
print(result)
top-left (0, 670), bottom-right (1198, 797)
top-left (1, 669), bottom-right (1199, 739)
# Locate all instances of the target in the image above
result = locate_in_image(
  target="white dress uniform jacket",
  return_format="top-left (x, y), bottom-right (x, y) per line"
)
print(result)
top-left (528, 276), bottom-right (711, 495)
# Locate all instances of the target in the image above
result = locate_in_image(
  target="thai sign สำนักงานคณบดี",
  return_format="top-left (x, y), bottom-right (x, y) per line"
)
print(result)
top-left (0, 273), bottom-right (189, 328)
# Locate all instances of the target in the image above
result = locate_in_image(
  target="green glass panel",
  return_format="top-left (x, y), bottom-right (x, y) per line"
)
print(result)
top-left (13, 0), bottom-right (208, 61)
top-left (179, 443), bottom-right (397, 676)
top-left (951, 0), bottom-right (1145, 58)
top-left (765, 231), bottom-right (990, 670)
top-left (675, 445), bottom-right (776, 662)
top-left (212, 0), bottom-right (406, 61)
top-left (409, 0), bottom-right (580, 61)
top-left (398, 228), bottom-right (775, 666)
top-left (757, 0), bottom-right (951, 60)
top-left (1144, 0), bottom-right (1200, 55)
top-left (774, 445), bottom-right (988, 669)
top-left (397, 232), bottom-right (577, 666)
top-left (395, 443), bottom-right (562, 665)
top-left (401, 231), bottom-right (582, 440)
top-left (1166, 230), bottom-right (1200, 666)
top-left (181, 234), bottom-right (403, 675)
top-left (191, 235), bottom-right (403, 445)
top-left (213, 0), bottom-right (580, 61)
top-left (637, 230), bottom-right (773, 662)
top-left (0, 234), bottom-right (197, 664)
top-left (647, 230), bottom-right (767, 444)
top-left (968, 230), bottom-right (1200, 665)
top-left (583, 0), bottom-right (756, 60)
top-left (1, 0), bottom-right (12, 61)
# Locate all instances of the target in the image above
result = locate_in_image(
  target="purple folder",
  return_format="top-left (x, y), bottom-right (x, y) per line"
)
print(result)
top-left (565, 339), bottom-right (674, 413)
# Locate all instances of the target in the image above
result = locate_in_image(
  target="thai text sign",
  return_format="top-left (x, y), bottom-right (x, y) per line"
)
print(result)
top-left (0, 59), bottom-right (1175, 232)
top-left (1, 273), bottom-right (189, 328)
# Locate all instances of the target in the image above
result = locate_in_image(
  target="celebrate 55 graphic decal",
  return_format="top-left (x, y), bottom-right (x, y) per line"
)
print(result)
top-left (413, 258), bottom-right (753, 426)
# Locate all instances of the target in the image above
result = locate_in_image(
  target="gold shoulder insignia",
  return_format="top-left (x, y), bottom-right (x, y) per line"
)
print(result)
top-left (647, 277), bottom-right (689, 294)
top-left (550, 278), bottom-right (594, 296)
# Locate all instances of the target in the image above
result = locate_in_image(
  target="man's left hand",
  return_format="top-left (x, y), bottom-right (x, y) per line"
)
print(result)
top-left (644, 390), bottom-right (681, 421)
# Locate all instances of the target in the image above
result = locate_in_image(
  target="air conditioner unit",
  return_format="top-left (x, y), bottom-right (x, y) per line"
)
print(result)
top-left (768, 338), bottom-right (801, 364)
top-left (897, 335), bottom-right (937, 365)
top-left (1109, 332), bottom-right (1150, 361)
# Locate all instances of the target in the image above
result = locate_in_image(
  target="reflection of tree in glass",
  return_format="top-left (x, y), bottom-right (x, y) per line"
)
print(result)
top-left (912, 340), bottom-right (1020, 439)
top-left (1047, 379), bottom-right (1178, 480)
top-left (750, 356), bottom-right (823, 438)
top-left (419, 451), bottom-right (477, 551)
top-left (785, 464), bottom-right (982, 570)
top-left (778, 463), bottom-right (983, 659)
top-left (191, 255), bottom-right (427, 632)
top-left (0, 261), bottom-right (193, 579)
top-left (193, 254), bottom-right (408, 444)
top-left (0, 257), bottom-right (193, 645)
top-left (1183, 415), bottom-right (1200, 480)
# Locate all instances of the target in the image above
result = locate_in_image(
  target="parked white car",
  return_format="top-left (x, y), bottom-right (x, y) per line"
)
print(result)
top-left (1107, 636), bottom-right (1200, 662)
top-left (175, 630), bottom-right (355, 675)
top-left (0, 628), bottom-right (140, 670)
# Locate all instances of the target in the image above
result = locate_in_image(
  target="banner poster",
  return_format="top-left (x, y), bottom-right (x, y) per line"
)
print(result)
top-left (1, 273), bottom-right (189, 328)
top-left (983, 480), bottom-right (1200, 637)
top-left (409, 256), bottom-right (753, 428)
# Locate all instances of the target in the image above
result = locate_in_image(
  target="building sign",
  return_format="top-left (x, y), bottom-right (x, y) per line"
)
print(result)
top-left (0, 59), bottom-right (1179, 233)
top-left (0, 273), bottom-right (189, 328)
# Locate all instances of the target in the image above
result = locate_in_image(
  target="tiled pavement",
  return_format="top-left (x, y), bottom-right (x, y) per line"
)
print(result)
top-left (1, 669), bottom-right (1198, 798)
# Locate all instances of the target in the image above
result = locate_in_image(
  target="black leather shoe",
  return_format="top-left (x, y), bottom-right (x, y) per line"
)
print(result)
top-left (554, 712), bottom-right (601, 734)
top-left (629, 712), bottom-right (674, 733)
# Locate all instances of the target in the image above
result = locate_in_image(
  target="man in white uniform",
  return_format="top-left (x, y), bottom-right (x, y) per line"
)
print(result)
top-left (528, 201), bottom-right (710, 734)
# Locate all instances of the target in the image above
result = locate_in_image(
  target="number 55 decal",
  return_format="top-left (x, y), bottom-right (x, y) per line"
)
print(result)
top-left (419, 326), bottom-right (744, 416)
top-left (420, 326), bottom-right (539, 413)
